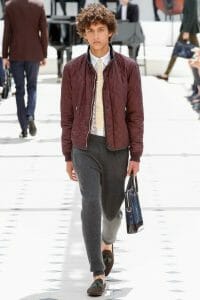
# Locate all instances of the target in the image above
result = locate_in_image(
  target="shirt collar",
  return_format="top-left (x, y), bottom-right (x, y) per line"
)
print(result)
top-left (90, 49), bottom-right (110, 68)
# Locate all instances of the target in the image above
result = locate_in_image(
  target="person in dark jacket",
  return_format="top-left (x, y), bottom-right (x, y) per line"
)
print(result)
top-left (2, 0), bottom-right (48, 138)
top-left (156, 0), bottom-right (200, 98)
top-left (115, 0), bottom-right (140, 59)
top-left (116, 0), bottom-right (139, 22)
top-left (152, 0), bottom-right (160, 21)
top-left (61, 3), bottom-right (143, 297)
top-left (50, 0), bottom-right (67, 81)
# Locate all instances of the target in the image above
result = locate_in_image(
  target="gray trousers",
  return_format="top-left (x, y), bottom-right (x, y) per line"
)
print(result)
top-left (72, 134), bottom-right (128, 276)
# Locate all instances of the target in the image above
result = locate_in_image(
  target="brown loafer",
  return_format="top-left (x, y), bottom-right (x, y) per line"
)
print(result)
top-left (87, 278), bottom-right (106, 297)
top-left (156, 74), bottom-right (168, 81)
top-left (102, 245), bottom-right (114, 276)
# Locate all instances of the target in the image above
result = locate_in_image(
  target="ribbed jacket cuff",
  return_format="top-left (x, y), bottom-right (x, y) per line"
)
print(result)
top-left (130, 153), bottom-right (141, 162)
top-left (64, 153), bottom-right (72, 161)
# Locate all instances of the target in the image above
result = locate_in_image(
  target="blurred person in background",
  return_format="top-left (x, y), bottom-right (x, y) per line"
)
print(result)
top-left (156, 0), bottom-right (200, 101)
top-left (189, 48), bottom-right (200, 108)
top-left (152, 0), bottom-right (160, 21)
top-left (116, 0), bottom-right (140, 59)
top-left (0, 6), bottom-right (5, 96)
top-left (116, 0), bottom-right (139, 22)
top-left (52, 0), bottom-right (67, 81)
top-left (2, 0), bottom-right (48, 138)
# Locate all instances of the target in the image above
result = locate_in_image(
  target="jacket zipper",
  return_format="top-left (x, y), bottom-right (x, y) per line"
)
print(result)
top-left (102, 80), bottom-right (107, 139)
top-left (86, 73), bottom-right (97, 148)
top-left (85, 59), bottom-right (112, 147)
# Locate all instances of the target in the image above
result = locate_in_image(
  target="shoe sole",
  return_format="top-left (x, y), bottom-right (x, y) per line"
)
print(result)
top-left (156, 75), bottom-right (168, 81)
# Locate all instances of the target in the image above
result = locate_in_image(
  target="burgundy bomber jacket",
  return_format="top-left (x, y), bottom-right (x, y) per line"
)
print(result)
top-left (61, 46), bottom-right (144, 162)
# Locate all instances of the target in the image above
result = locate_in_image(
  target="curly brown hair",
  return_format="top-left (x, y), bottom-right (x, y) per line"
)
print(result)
top-left (76, 4), bottom-right (117, 38)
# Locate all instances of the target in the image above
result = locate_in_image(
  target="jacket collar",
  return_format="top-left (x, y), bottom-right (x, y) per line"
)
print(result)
top-left (87, 44), bottom-right (115, 64)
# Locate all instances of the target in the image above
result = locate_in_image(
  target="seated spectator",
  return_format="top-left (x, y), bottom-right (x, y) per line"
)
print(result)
top-left (152, 0), bottom-right (160, 21)
top-left (52, 0), bottom-right (66, 81)
top-left (0, 15), bottom-right (5, 96)
top-left (116, 0), bottom-right (139, 22)
top-left (115, 0), bottom-right (140, 59)
top-left (0, 57), bottom-right (5, 88)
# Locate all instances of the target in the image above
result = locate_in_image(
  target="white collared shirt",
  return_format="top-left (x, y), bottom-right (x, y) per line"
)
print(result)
top-left (90, 50), bottom-right (110, 136)
top-left (90, 50), bottom-right (110, 70)
top-left (121, 5), bottom-right (127, 21)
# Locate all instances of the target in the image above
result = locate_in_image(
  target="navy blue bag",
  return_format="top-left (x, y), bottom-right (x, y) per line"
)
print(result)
top-left (172, 41), bottom-right (195, 59)
top-left (125, 175), bottom-right (143, 234)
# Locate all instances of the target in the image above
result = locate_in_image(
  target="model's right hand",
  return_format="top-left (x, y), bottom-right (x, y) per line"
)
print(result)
top-left (189, 57), bottom-right (200, 69)
top-left (127, 161), bottom-right (140, 176)
top-left (66, 161), bottom-right (78, 181)
top-left (191, 47), bottom-right (200, 58)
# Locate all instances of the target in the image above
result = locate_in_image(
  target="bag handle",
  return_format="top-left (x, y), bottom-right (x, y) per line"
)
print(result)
top-left (127, 173), bottom-right (138, 193)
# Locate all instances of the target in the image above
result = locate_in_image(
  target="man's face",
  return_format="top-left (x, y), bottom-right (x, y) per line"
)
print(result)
top-left (120, 0), bottom-right (129, 5)
top-left (84, 23), bottom-right (112, 53)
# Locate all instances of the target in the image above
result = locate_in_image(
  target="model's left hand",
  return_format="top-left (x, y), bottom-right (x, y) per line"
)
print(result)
top-left (40, 58), bottom-right (47, 66)
top-left (127, 161), bottom-right (140, 176)
top-left (3, 58), bottom-right (10, 69)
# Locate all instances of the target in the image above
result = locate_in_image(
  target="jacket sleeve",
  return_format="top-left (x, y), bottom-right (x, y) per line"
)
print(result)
top-left (61, 64), bottom-right (74, 161)
top-left (181, 0), bottom-right (196, 33)
top-left (128, 4), bottom-right (139, 22)
top-left (2, 7), bottom-right (11, 59)
top-left (39, 4), bottom-right (48, 58)
top-left (126, 61), bottom-right (144, 162)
